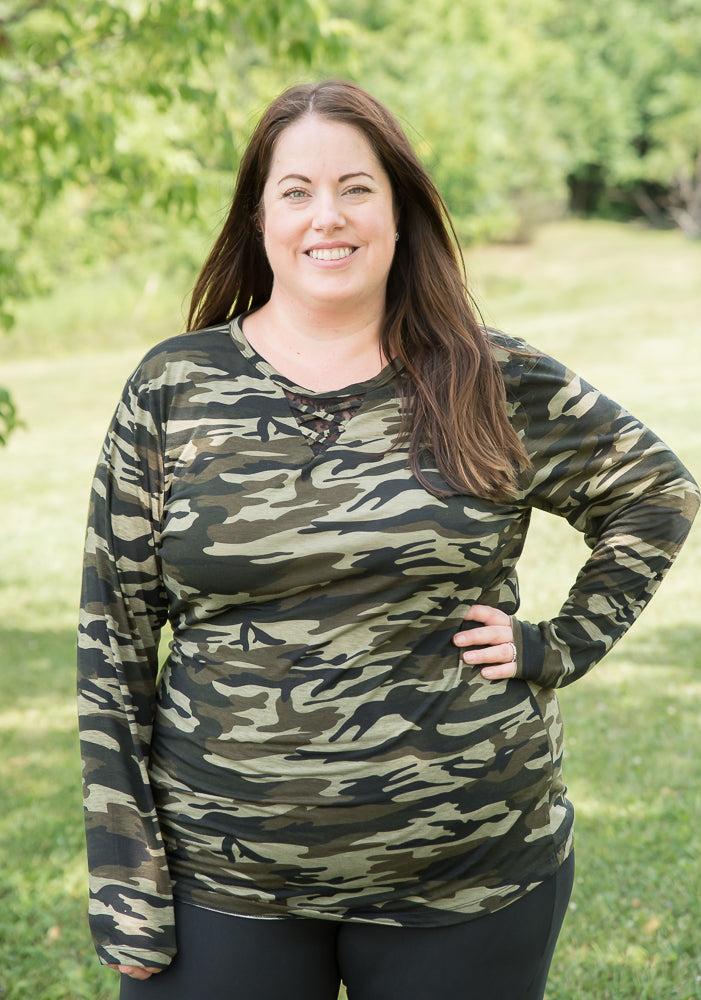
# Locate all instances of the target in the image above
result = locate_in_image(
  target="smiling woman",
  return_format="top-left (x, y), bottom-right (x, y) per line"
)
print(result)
top-left (186, 80), bottom-right (528, 497)
top-left (77, 80), bottom-right (699, 1000)
top-left (243, 115), bottom-right (399, 388)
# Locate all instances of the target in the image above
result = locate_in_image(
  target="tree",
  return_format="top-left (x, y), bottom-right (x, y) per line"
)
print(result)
top-left (543, 0), bottom-right (701, 235)
top-left (0, 0), bottom-right (350, 443)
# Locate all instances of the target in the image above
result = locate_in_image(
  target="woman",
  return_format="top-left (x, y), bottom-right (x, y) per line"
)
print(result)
top-left (78, 80), bottom-right (699, 999)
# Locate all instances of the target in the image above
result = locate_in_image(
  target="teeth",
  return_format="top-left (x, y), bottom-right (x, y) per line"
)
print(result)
top-left (307, 247), bottom-right (354, 260)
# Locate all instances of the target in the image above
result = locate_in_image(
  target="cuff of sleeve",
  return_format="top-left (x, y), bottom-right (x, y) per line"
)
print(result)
top-left (96, 943), bottom-right (174, 971)
top-left (510, 616), bottom-right (549, 684)
top-left (90, 900), bottom-right (177, 970)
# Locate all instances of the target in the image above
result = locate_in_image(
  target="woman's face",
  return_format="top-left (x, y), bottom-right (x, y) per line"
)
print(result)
top-left (260, 115), bottom-right (398, 317)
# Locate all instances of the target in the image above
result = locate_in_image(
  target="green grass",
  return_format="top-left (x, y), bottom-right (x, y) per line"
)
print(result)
top-left (1, 219), bottom-right (700, 998)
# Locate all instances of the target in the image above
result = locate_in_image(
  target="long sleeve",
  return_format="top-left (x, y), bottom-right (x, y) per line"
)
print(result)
top-left (505, 346), bottom-right (699, 688)
top-left (77, 372), bottom-right (175, 968)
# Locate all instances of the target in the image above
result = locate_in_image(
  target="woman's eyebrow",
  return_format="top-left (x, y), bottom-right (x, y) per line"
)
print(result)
top-left (276, 171), bottom-right (374, 185)
top-left (339, 171), bottom-right (374, 182)
top-left (277, 173), bottom-right (312, 185)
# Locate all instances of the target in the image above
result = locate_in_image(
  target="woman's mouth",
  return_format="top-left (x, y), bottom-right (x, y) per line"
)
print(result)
top-left (306, 247), bottom-right (356, 261)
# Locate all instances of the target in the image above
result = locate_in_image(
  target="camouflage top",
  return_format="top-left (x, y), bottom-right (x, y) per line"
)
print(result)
top-left (78, 316), bottom-right (699, 968)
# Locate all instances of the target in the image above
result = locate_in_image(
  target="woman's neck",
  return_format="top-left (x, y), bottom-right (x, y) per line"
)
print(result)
top-left (242, 296), bottom-right (389, 392)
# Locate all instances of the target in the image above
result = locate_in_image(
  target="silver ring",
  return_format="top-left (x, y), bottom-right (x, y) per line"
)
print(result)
top-left (507, 641), bottom-right (517, 663)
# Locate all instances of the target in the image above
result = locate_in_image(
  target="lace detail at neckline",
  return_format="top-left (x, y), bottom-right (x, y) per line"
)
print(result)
top-left (283, 390), bottom-right (365, 454)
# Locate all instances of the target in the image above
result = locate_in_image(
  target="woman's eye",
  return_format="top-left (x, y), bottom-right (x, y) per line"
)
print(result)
top-left (346, 186), bottom-right (370, 196)
top-left (283, 189), bottom-right (308, 200)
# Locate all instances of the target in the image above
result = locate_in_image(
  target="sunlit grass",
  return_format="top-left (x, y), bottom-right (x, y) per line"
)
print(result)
top-left (1, 219), bottom-right (699, 998)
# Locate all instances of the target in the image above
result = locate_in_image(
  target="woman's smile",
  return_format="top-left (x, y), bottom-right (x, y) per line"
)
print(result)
top-left (305, 245), bottom-right (357, 261)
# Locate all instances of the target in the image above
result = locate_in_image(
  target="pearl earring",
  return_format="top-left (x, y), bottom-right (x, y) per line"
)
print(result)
top-left (394, 232), bottom-right (399, 243)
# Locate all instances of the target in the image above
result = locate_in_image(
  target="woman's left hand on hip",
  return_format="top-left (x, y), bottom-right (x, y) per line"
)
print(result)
top-left (452, 604), bottom-right (518, 680)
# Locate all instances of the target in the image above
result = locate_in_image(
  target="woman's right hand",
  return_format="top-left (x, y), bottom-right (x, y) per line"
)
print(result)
top-left (107, 963), bottom-right (163, 980)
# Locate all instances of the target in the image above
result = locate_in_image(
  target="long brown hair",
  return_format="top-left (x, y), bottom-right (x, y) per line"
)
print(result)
top-left (188, 80), bottom-right (529, 499)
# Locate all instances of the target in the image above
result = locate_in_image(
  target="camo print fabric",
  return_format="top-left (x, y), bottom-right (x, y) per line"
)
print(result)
top-left (77, 317), bottom-right (699, 968)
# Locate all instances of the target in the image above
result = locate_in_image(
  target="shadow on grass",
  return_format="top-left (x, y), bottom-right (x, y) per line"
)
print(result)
top-left (0, 624), bottom-right (77, 705)
top-left (550, 626), bottom-right (701, 999)
top-left (0, 627), bottom-right (119, 1000)
top-left (1, 624), bottom-right (81, 820)
top-left (618, 621), bottom-right (701, 672)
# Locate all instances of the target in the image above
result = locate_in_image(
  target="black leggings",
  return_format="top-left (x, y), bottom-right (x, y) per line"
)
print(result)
top-left (120, 853), bottom-right (574, 1000)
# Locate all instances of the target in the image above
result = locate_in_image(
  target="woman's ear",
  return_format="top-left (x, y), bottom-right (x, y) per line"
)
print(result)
top-left (255, 198), bottom-right (267, 236)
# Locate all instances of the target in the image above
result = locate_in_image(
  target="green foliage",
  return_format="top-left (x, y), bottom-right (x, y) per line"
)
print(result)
top-left (0, 0), bottom-right (351, 440)
top-left (0, 0), bottom-right (349, 310)
top-left (542, 0), bottom-right (701, 234)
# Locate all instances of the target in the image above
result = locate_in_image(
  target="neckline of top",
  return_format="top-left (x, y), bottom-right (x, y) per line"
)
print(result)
top-left (228, 313), bottom-right (402, 399)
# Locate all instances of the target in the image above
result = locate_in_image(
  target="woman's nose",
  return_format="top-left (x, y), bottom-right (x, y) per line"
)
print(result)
top-left (312, 192), bottom-right (345, 232)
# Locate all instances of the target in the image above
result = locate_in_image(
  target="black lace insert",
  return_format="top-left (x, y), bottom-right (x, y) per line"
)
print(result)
top-left (283, 390), bottom-right (365, 454)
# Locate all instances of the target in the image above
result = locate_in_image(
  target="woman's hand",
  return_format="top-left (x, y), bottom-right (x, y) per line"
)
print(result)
top-left (107, 964), bottom-right (163, 980)
top-left (453, 604), bottom-right (517, 680)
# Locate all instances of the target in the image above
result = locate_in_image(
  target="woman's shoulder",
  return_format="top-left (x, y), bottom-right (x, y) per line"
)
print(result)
top-left (484, 329), bottom-right (587, 418)
top-left (137, 322), bottom-right (233, 371)
top-left (122, 322), bottom-right (241, 393)
top-left (485, 328), bottom-right (540, 380)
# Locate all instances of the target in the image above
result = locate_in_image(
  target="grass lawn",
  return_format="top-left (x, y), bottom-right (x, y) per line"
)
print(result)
top-left (1, 219), bottom-right (700, 998)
